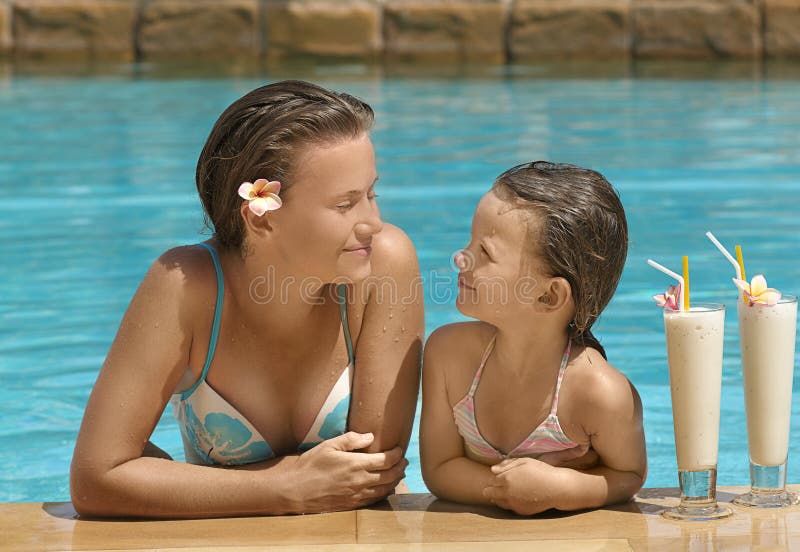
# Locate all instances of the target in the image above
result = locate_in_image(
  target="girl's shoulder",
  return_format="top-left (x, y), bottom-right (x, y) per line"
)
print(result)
top-left (425, 321), bottom-right (494, 358)
top-left (423, 321), bottom-right (495, 401)
top-left (563, 345), bottom-right (641, 419)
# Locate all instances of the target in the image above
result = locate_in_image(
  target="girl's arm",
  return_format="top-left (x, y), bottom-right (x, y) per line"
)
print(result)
top-left (485, 371), bottom-right (646, 514)
top-left (347, 224), bottom-right (424, 454)
top-left (70, 248), bottom-right (404, 519)
top-left (420, 325), bottom-right (495, 506)
top-left (553, 375), bottom-right (647, 509)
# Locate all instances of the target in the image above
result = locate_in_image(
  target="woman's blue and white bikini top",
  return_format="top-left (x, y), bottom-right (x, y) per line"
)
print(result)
top-left (170, 242), bottom-right (354, 466)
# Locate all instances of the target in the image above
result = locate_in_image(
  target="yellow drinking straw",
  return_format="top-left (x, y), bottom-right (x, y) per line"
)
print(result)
top-left (682, 256), bottom-right (690, 310)
top-left (735, 245), bottom-right (747, 304)
top-left (735, 245), bottom-right (746, 281)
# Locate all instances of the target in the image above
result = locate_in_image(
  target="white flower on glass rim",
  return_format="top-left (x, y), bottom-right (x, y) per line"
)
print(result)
top-left (653, 284), bottom-right (681, 310)
top-left (733, 274), bottom-right (781, 306)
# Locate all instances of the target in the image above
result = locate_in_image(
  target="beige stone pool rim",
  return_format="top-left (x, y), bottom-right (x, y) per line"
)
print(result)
top-left (5, 486), bottom-right (800, 551)
top-left (1, 1), bottom-right (800, 62)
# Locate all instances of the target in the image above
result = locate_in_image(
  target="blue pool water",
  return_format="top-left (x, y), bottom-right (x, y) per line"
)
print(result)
top-left (2, 62), bottom-right (800, 503)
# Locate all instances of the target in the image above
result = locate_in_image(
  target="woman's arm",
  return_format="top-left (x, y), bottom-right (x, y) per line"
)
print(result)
top-left (420, 325), bottom-right (495, 505)
top-left (347, 224), bottom-right (424, 454)
top-left (71, 248), bottom-right (404, 518)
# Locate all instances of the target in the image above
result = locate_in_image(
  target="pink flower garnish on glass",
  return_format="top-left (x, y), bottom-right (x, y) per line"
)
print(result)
top-left (238, 179), bottom-right (282, 217)
top-left (653, 284), bottom-right (681, 310)
top-left (732, 274), bottom-right (781, 306)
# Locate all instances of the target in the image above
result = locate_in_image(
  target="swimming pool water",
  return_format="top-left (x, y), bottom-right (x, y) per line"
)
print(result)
top-left (2, 62), bottom-right (800, 503)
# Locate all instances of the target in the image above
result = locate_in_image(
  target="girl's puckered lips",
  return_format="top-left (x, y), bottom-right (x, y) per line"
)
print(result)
top-left (458, 274), bottom-right (475, 290)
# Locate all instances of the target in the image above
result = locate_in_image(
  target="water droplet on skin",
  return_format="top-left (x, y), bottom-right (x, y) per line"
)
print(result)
top-left (401, 306), bottom-right (407, 312)
top-left (393, 337), bottom-right (400, 343)
top-left (389, 313), bottom-right (394, 319)
top-left (382, 326), bottom-right (387, 332)
top-left (154, 322), bottom-right (160, 328)
top-left (358, 401), bottom-right (363, 407)
top-left (401, 326), bottom-right (406, 333)
top-left (376, 412), bottom-right (382, 418)
top-left (368, 376), bottom-right (373, 384)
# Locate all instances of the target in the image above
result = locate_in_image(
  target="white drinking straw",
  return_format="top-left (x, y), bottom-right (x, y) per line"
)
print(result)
top-left (647, 259), bottom-right (686, 311)
top-left (705, 231), bottom-right (742, 281)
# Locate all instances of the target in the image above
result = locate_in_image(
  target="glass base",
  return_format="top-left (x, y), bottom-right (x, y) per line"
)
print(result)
top-left (733, 461), bottom-right (798, 508)
top-left (732, 490), bottom-right (799, 508)
top-left (662, 503), bottom-right (734, 521)
top-left (662, 467), bottom-right (734, 521)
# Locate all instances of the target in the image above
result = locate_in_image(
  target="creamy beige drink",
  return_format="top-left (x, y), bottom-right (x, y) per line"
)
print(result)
top-left (739, 296), bottom-right (798, 467)
top-left (664, 305), bottom-right (726, 470)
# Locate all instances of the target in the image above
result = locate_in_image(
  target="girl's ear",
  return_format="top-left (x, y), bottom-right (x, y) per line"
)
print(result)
top-left (537, 277), bottom-right (572, 313)
top-left (240, 202), bottom-right (274, 238)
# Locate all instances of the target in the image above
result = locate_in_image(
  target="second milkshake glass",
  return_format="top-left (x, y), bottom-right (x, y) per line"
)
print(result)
top-left (733, 295), bottom-right (798, 508)
top-left (663, 303), bottom-right (733, 521)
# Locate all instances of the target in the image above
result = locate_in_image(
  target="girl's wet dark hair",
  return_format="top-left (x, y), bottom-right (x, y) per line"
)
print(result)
top-left (196, 80), bottom-right (374, 254)
top-left (493, 161), bottom-right (628, 360)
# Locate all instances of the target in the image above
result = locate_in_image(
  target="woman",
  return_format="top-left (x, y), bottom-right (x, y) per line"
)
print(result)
top-left (70, 80), bottom-right (423, 518)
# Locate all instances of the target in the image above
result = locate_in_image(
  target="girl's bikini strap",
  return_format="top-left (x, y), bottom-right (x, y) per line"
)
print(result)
top-left (550, 339), bottom-right (572, 415)
top-left (181, 242), bottom-right (224, 400)
top-left (468, 334), bottom-right (497, 396)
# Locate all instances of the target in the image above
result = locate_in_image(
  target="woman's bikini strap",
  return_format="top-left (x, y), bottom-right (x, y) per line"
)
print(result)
top-left (337, 284), bottom-right (355, 365)
top-left (181, 242), bottom-right (224, 400)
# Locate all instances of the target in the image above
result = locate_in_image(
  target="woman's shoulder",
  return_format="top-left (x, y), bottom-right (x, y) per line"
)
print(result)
top-left (150, 243), bottom-right (216, 285)
top-left (368, 223), bottom-right (418, 276)
top-left (144, 243), bottom-right (219, 318)
top-left (345, 223), bottom-right (420, 319)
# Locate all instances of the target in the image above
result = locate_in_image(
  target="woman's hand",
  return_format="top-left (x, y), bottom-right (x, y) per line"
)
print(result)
top-left (289, 431), bottom-right (408, 513)
top-left (483, 458), bottom-right (567, 516)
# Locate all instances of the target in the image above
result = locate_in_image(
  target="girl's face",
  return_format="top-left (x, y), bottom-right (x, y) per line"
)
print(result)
top-left (265, 133), bottom-right (383, 283)
top-left (454, 190), bottom-right (549, 324)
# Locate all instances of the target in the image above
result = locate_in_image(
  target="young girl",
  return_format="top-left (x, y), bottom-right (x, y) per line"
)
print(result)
top-left (420, 161), bottom-right (646, 515)
top-left (70, 81), bottom-right (422, 518)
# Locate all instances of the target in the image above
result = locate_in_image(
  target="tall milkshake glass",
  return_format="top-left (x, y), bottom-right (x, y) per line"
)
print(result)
top-left (733, 295), bottom-right (798, 507)
top-left (662, 303), bottom-right (733, 521)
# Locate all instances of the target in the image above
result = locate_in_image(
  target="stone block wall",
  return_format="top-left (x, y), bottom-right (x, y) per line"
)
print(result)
top-left (1, 0), bottom-right (799, 61)
top-left (138, 0), bottom-right (260, 60)
top-left (383, 2), bottom-right (506, 63)
top-left (12, 1), bottom-right (136, 60)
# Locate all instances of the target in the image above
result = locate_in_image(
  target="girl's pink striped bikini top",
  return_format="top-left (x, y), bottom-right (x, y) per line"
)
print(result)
top-left (452, 334), bottom-right (581, 461)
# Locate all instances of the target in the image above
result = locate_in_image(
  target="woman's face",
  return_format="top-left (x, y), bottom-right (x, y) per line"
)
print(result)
top-left (267, 133), bottom-right (383, 284)
top-left (454, 190), bottom-right (549, 324)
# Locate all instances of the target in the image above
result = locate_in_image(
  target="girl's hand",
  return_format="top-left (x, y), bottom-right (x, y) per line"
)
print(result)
top-left (290, 431), bottom-right (408, 513)
top-left (537, 444), bottom-right (599, 470)
top-left (483, 458), bottom-right (567, 516)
